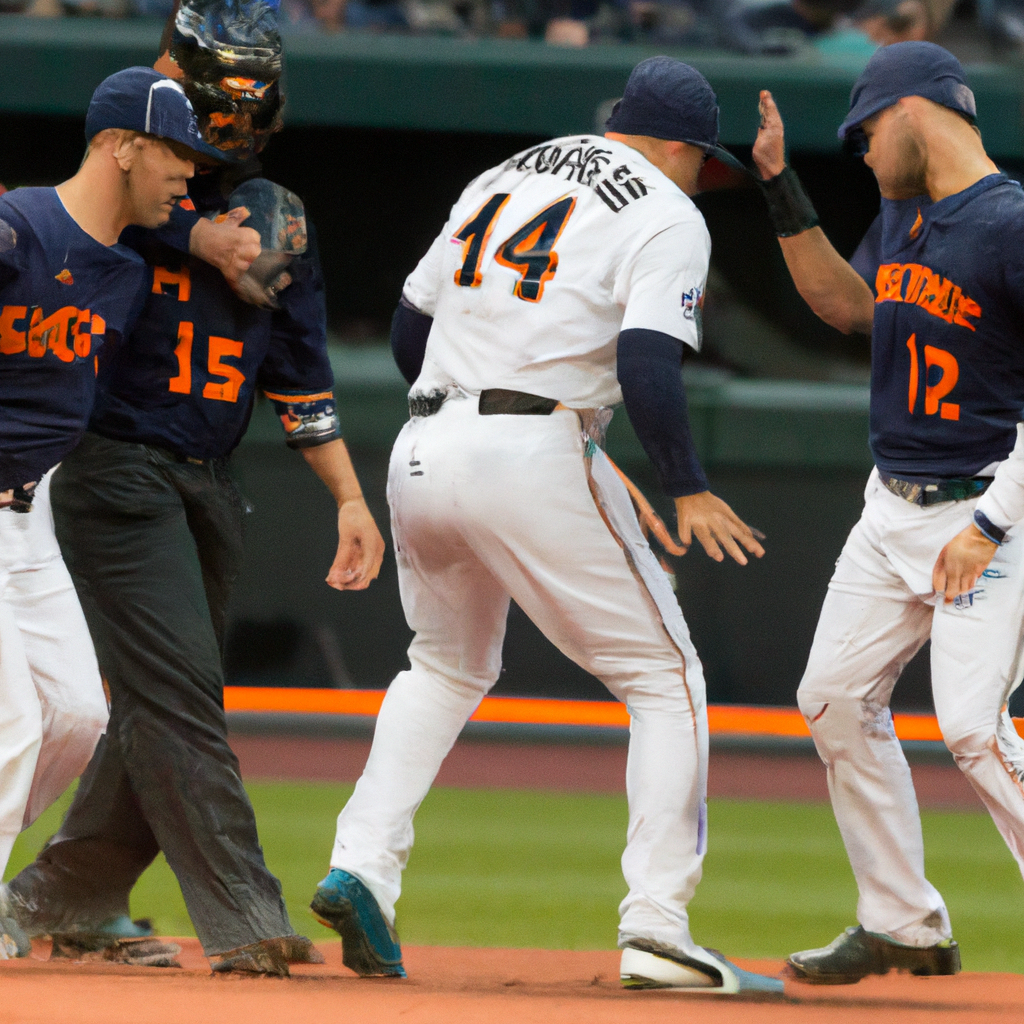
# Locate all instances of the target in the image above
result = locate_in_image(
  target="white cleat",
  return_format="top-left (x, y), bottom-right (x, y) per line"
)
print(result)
top-left (620, 942), bottom-right (784, 995)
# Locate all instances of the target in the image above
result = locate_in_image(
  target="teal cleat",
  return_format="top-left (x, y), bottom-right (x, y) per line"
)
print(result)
top-left (310, 869), bottom-right (406, 978)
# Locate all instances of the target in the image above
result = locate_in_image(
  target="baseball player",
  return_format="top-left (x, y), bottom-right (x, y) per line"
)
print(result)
top-left (0, 67), bottom-right (221, 958)
top-left (309, 57), bottom-right (782, 996)
top-left (6, 0), bottom-right (385, 977)
top-left (749, 41), bottom-right (1024, 983)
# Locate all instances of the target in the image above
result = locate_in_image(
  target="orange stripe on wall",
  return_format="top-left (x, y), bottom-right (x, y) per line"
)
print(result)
top-left (223, 687), bottom-right (1022, 742)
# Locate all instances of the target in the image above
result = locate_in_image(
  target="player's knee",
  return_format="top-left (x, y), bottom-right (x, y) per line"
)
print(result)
top-left (79, 701), bottom-right (109, 744)
top-left (604, 666), bottom-right (694, 716)
top-left (47, 681), bottom-right (109, 744)
top-left (407, 651), bottom-right (496, 700)
top-left (796, 688), bottom-right (852, 731)
top-left (940, 718), bottom-right (991, 763)
top-left (798, 694), bottom-right (886, 756)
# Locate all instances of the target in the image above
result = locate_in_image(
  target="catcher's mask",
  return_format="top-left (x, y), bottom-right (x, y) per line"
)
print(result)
top-left (223, 178), bottom-right (308, 309)
top-left (170, 0), bottom-right (283, 159)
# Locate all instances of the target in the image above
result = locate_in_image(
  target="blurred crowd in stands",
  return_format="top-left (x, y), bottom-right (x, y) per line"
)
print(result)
top-left (4, 0), bottom-right (1022, 58)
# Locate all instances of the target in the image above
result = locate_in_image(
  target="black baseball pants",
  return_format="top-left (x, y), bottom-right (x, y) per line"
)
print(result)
top-left (8, 432), bottom-right (293, 955)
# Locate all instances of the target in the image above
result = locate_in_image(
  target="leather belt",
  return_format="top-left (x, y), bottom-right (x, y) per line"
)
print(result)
top-left (409, 388), bottom-right (562, 418)
top-left (880, 472), bottom-right (992, 506)
top-left (478, 389), bottom-right (561, 416)
top-left (144, 443), bottom-right (228, 469)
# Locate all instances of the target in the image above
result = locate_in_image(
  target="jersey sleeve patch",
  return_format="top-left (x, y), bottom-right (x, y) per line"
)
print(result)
top-left (619, 218), bottom-right (711, 350)
top-left (265, 390), bottom-right (340, 449)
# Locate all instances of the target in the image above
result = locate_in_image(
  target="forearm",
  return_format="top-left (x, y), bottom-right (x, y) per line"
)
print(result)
top-left (752, 91), bottom-right (874, 336)
top-left (300, 437), bottom-right (366, 507)
top-left (617, 328), bottom-right (708, 497)
top-left (974, 423), bottom-right (1024, 541)
top-left (777, 228), bottom-right (875, 335)
top-left (159, 203), bottom-right (201, 254)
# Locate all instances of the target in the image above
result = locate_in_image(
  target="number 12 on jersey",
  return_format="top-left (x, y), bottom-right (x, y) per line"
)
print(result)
top-left (906, 333), bottom-right (960, 421)
top-left (454, 193), bottom-right (577, 303)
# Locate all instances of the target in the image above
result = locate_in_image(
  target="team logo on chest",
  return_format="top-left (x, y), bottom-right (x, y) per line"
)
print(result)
top-left (875, 262), bottom-right (981, 331)
top-left (0, 304), bottom-right (105, 360)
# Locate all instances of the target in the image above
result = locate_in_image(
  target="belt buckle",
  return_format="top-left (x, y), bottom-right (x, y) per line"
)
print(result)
top-left (883, 475), bottom-right (926, 505)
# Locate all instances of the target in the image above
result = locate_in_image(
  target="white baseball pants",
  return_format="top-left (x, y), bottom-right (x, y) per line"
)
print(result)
top-left (799, 469), bottom-right (1024, 946)
top-left (0, 471), bottom-right (108, 878)
top-left (332, 394), bottom-right (711, 957)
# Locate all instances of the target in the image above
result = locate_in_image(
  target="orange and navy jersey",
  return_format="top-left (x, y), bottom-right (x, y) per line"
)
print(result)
top-left (851, 174), bottom-right (1024, 478)
top-left (0, 187), bottom-right (145, 490)
top-left (91, 211), bottom-right (335, 460)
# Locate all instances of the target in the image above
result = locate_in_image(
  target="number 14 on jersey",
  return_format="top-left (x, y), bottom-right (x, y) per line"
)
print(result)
top-left (454, 193), bottom-right (577, 303)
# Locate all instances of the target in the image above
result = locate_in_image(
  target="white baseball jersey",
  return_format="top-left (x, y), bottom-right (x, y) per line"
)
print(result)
top-left (402, 134), bottom-right (711, 409)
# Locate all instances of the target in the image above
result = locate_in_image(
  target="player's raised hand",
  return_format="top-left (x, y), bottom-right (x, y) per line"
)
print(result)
top-left (932, 524), bottom-right (998, 603)
top-left (327, 497), bottom-right (386, 591)
top-left (752, 90), bottom-right (787, 181)
top-left (188, 207), bottom-right (262, 288)
top-left (674, 491), bottom-right (765, 566)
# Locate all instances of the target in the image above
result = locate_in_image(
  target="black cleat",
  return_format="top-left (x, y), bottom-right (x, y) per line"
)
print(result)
top-left (0, 884), bottom-right (30, 959)
top-left (273, 933), bottom-right (326, 964)
top-left (50, 934), bottom-right (182, 967)
top-left (210, 938), bottom-right (290, 977)
top-left (787, 926), bottom-right (961, 985)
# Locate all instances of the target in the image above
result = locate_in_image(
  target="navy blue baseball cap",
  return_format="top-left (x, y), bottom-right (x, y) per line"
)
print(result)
top-left (85, 66), bottom-right (224, 161)
top-left (838, 42), bottom-right (976, 141)
top-left (606, 56), bottom-right (734, 164)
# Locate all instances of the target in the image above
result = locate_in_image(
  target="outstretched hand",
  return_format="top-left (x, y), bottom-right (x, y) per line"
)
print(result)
top-left (188, 207), bottom-right (262, 288)
top-left (674, 491), bottom-right (765, 566)
top-left (326, 497), bottom-right (386, 591)
top-left (752, 90), bottom-right (787, 181)
top-left (932, 524), bottom-right (998, 603)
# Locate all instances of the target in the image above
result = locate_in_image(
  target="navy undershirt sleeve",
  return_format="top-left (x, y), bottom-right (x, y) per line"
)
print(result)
top-left (391, 298), bottom-right (433, 385)
top-left (154, 204), bottom-right (201, 254)
top-left (617, 327), bottom-right (709, 498)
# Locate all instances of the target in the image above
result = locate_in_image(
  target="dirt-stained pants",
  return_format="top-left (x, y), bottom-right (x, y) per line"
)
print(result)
top-left (8, 434), bottom-right (293, 955)
top-left (798, 469), bottom-right (1024, 946)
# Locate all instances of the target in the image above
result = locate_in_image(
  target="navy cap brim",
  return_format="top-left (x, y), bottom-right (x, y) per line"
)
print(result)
top-left (838, 96), bottom-right (894, 140)
top-left (706, 144), bottom-right (748, 173)
top-left (189, 137), bottom-right (234, 163)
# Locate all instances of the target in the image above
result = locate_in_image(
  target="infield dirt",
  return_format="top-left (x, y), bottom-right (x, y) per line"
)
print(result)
top-left (3, 938), bottom-right (1021, 1024)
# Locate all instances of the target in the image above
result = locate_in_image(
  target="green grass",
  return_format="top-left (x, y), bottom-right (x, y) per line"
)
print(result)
top-left (10, 783), bottom-right (1024, 972)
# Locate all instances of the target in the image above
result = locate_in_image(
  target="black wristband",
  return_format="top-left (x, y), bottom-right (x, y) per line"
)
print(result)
top-left (757, 166), bottom-right (820, 238)
top-left (974, 509), bottom-right (1006, 545)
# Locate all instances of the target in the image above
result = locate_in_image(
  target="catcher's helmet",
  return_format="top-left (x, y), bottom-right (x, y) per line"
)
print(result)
top-left (170, 0), bottom-right (284, 158)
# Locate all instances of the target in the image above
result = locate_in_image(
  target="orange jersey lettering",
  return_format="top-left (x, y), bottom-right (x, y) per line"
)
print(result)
top-left (0, 303), bottom-right (104, 360)
top-left (152, 265), bottom-right (192, 302)
top-left (875, 263), bottom-right (982, 331)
